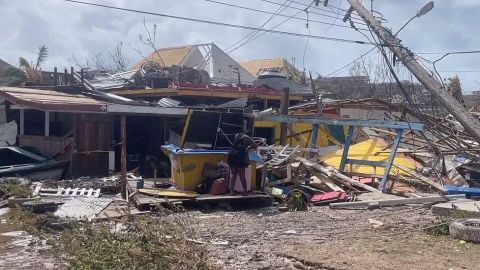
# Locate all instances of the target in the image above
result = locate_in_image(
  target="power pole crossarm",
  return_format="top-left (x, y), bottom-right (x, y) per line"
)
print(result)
top-left (347, 0), bottom-right (480, 143)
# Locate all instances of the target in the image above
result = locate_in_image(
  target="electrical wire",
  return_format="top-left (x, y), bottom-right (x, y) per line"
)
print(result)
top-left (279, 0), bottom-right (365, 20)
top-left (323, 46), bottom-right (377, 77)
top-left (64, 0), bottom-right (386, 47)
top-left (257, 0), bottom-right (368, 25)
top-left (202, 0), bottom-right (367, 30)
top-left (225, 0), bottom-right (291, 52)
top-left (417, 50), bottom-right (480, 55)
top-left (225, 0), bottom-right (293, 53)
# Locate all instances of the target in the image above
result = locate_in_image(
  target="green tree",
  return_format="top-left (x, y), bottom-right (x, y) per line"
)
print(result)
top-left (7, 45), bottom-right (48, 84)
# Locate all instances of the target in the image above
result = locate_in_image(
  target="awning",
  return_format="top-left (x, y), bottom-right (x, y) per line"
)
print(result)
top-left (0, 87), bottom-right (108, 112)
top-left (0, 87), bottom-right (188, 116)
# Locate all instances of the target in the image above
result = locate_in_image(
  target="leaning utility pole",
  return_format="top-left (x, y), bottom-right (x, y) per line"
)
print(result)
top-left (347, 0), bottom-right (480, 143)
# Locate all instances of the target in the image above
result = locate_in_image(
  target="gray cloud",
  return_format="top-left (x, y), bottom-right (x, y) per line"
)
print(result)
top-left (0, 0), bottom-right (478, 90)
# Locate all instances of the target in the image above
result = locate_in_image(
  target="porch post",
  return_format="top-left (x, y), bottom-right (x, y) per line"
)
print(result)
top-left (120, 114), bottom-right (127, 199)
top-left (44, 111), bottom-right (50, 136)
top-left (19, 109), bottom-right (24, 135)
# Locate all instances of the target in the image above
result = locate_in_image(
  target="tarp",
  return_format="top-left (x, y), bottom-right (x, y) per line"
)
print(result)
top-left (321, 138), bottom-right (420, 176)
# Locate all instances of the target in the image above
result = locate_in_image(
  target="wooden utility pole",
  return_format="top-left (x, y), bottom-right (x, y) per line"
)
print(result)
top-left (279, 87), bottom-right (290, 145)
top-left (120, 115), bottom-right (127, 199)
top-left (347, 0), bottom-right (480, 143)
top-left (309, 72), bottom-right (321, 157)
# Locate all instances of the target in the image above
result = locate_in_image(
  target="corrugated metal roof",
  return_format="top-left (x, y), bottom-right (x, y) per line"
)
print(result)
top-left (0, 87), bottom-right (109, 112)
top-left (157, 97), bottom-right (182, 107)
top-left (217, 98), bottom-right (248, 108)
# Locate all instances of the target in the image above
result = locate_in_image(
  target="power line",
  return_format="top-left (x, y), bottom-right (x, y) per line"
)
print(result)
top-left (225, 0), bottom-right (293, 52)
top-left (323, 46), bottom-right (377, 77)
top-left (257, 0), bottom-right (367, 25)
top-left (436, 70), bottom-right (480, 73)
top-left (280, 0), bottom-right (364, 19)
top-left (228, 1), bottom-right (309, 53)
top-left (202, 0), bottom-right (367, 30)
top-left (64, 0), bottom-right (386, 46)
top-left (417, 50), bottom-right (480, 55)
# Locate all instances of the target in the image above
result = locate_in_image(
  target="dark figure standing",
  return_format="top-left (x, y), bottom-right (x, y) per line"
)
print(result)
top-left (227, 133), bottom-right (257, 196)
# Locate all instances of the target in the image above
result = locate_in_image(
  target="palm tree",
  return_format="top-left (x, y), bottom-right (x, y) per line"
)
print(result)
top-left (7, 44), bottom-right (48, 84)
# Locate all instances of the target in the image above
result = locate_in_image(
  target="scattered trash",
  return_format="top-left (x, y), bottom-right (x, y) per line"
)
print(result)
top-left (368, 218), bottom-right (384, 229)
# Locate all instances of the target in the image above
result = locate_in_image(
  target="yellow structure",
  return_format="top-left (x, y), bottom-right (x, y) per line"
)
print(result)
top-left (321, 138), bottom-right (420, 176)
top-left (254, 121), bottom-right (340, 147)
top-left (162, 147), bottom-right (257, 192)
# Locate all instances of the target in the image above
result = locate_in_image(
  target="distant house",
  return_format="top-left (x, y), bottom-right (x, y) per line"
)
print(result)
top-left (239, 58), bottom-right (304, 82)
top-left (132, 43), bottom-right (255, 85)
top-left (0, 59), bottom-right (20, 86)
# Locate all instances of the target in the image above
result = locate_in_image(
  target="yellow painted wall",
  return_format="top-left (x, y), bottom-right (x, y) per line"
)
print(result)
top-left (321, 138), bottom-right (420, 176)
top-left (168, 152), bottom-right (256, 191)
top-left (254, 121), bottom-right (333, 147)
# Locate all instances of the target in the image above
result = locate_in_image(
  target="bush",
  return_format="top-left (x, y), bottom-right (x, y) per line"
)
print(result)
top-left (11, 210), bottom-right (213, 270)
top-left (55, 217), bottom-right (212, 270)
top-left (0, 179), bottom-right (32, 200)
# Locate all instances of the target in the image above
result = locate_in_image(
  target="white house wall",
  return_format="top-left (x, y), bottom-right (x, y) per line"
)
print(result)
top-left (209, 44), bottom-right (255, 85)
top-left (181, 46), bottom-right (206, 68)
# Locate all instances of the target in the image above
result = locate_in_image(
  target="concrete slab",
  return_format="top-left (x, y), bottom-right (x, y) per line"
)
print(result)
top-left (431, 200), bottom-right (480, 217)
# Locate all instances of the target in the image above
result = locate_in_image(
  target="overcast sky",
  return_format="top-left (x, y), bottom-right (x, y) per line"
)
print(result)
top-left (1, 0), bottom-right (479, 91)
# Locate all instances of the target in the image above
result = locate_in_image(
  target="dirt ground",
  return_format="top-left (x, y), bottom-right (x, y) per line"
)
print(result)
top-left (187, 205), bottom-right (480, 270)
top-left (1, 205), bottom-right (480, 270)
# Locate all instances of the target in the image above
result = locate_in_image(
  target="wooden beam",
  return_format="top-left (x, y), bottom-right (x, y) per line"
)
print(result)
top-left (330, 194), bottom-right (465, 209)
top-left (393, 164), bottom-right (446, 193)
top-left (298, 157), bottom-right (380, 193)
top-left (121, 115), bottom-right (127, 199)
top-left (110, 87), bottom-right (307, 101)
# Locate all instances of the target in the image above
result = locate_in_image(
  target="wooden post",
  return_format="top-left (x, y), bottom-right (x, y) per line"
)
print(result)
top-left (19, 109), bottom-right (24, 135)
top-left (309, 72), bottom-right (321, 156)
top-left (71, 114), bottom-right (79, 177)
top-left (120, 115), bottom-right (127, 199)
top-left (64, 68), bottom-right (68, 85)
top-left (53, 67), bottom-right (58, 86)
top-left (44, 111), bottom-right (50, 136)
top-left (80, 68), bottom-right (84, 83)
top-left (70, 67), bottom-right (74, 83)
top-left (279, 87), bottom-right (290, 145)
top-left (347, 0), bottom-right (480, 143)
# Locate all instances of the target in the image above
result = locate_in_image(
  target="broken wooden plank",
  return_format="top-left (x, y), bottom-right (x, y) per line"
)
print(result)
top-left (330, 194), bottom-right (466, 209)
top-left (310, 175), bottom-right (345, 192)
top-left (393, 164), bottom-right (446, 193)
top-left (298, 157), bottom-right (380, 193)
